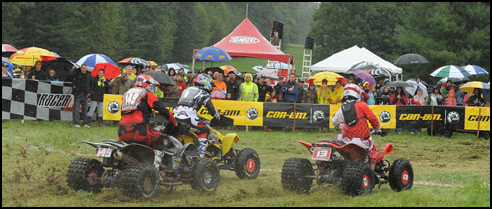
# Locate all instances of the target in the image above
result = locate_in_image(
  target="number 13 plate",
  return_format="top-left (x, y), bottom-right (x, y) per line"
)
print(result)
top-left (312, 147), bottom-right (332, 161)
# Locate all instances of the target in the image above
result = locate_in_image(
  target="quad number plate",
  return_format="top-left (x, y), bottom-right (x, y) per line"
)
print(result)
top-left (312, 147), bottom-right (332, 161)
top-left (96, 147), bottom-right (112, 158)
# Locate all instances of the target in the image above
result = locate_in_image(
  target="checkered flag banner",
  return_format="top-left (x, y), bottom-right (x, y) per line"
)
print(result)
top-left (2, 78), bottom-right (74, 121)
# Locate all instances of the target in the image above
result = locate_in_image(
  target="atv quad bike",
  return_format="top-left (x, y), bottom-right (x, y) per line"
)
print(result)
top-left (66, 135), bottom-right (220, 199)
top-left (162, 116), bottom-right (260, 180)
top-left (281, 130), bottom-right (413, 196)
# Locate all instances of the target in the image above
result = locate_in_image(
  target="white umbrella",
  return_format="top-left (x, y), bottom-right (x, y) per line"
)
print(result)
top-left (430, 65), bottom-right (471, 79)
top-left (405, 79), bottom-right (428, 98)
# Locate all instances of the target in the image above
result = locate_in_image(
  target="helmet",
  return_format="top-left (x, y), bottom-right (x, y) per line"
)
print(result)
top-left (195, 74), bottom-right (214, 92)
top-left (134, 75), bottom-right (159, 93)
top-left (342, 83), bottom-right (362, 101)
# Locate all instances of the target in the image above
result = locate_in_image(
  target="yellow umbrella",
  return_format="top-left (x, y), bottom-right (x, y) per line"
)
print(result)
top-left (148, 61), bottom-right (158, 67)
top-left (9, 47), bottom-right (58, 66)
top-left (305, 72), bottom-right (347, 86)
top-left (459, 81), bottom-right (486, 94)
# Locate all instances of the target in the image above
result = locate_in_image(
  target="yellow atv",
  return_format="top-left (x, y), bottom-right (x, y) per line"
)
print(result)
top-left (162, 117), bottom-right (260, 179)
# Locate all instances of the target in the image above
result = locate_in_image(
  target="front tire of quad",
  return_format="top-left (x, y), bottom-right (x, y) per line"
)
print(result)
top-left (119, 164), bottom-right (160, 199)
top-left (66, 158), bottom-right (104, 193)
top-left (389, 158), bottom-right (414, 192)
top-left (191, 158), bottom-right (220, 193)
top-left (341, 162), bottom-right (375, 196)
top-left (234, 148), bottom-right (261, 179)
top-left (281, 158), bottom-right (314, 194)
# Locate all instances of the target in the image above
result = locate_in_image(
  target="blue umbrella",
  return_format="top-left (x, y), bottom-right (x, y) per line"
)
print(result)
top-left (76, 53), bottom-right (117, 71)
top-left (193, 46), bottom-right (232, 62)
top-left (461, 65), bottom-right (488, 75)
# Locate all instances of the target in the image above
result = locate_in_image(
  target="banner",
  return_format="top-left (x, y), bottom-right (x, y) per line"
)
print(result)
top-left (464, 107), bottom-right (490, 131)
top-left (102, 94), bottom-right (122, 121)
top-left (263, 103), bottom-right (331, 128)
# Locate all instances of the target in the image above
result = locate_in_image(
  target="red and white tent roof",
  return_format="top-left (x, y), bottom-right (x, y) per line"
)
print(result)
top-left (211, 17), bottom-right (293, 64)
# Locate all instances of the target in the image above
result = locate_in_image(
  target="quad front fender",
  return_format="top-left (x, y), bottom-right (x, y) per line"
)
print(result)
top-left (221, 133), bottom-right (239, 156)
top-left (371, 143), bottom-right (394, 163)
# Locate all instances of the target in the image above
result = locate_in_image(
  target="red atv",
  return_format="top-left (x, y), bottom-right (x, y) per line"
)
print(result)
top-left (281, 130), bottom-right (413, 196)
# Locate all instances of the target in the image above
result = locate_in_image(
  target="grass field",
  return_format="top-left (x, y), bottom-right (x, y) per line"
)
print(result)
top-left (2, 119), bottom-right (490, 207)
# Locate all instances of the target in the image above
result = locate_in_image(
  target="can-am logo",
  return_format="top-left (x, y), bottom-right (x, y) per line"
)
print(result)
top-left (37, 94), bottom-right (72, 107)
top-left (107, 101), bottom-right (120, 114)
top-left (229, 36), bottom-right (259, 44)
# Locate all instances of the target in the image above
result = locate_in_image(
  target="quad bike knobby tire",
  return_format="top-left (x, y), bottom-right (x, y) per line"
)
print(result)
top-left (389, 158), bottom-right (414, 192)
top-left (118, 164), bottom-right (160, 199)
top-left (281, 158), bottom-right (314, 194)
top-left (191, 158), bottom-right (220, 192)
top-left (234, 148), bottom-right (261, 179)
top-left (66, 158), bottom-right (104, 193)
top-left (341, 162), bottom-right (375, 196)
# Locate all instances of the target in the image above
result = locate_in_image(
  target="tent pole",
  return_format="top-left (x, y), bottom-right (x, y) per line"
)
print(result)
top-left (192, 58), bottom-right (195, 73)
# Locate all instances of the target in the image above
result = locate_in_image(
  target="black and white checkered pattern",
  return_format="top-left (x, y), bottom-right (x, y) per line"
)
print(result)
top-left (2, 78), bottom-right (74, 121)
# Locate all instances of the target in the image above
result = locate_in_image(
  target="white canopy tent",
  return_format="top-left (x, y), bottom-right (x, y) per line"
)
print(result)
top-left (311, 45), bottom-right (403, 80)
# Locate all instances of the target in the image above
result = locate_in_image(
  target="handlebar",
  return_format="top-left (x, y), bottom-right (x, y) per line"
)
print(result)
top-left (371, 129), bottom-right (388, 137)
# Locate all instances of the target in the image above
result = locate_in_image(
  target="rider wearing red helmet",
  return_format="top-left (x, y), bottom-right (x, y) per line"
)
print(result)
top-left (118, 75), bottom-right (178, 150)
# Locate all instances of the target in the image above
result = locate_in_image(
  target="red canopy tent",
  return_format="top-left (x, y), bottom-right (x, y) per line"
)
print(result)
top-left (192, 17), bottom-right (294, 72)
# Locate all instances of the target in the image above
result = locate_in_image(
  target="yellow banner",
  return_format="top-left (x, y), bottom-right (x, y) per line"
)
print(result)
top-left (103, 94), bottom-right (122, 121)
top-left (464, 106), bottom-right (490, 131)
top-left (329, 104), bottom-right (396, 129)
top-left (199, 99), bottom-right (263, 126)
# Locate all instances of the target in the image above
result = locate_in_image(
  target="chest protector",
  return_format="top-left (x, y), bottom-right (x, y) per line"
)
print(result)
top-left (342, 101), bottom-right (359, 126)
top-left (178, 87), bottom-right (200, 107)
top-left (121, 87), bottom-right (147, 113)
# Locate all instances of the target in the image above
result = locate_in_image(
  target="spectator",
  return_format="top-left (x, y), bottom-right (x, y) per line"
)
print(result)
top-left (379, 86), bottom-right (392, 105)
top-left (186, 71), bottom-right (193, 84)
top-left (376, 79), bottom-right (385, 92)
top-left (169, 77), bottom-right (180, 98)
top-left (297, 79), bottom-right (306, 103)
top-left (266, 90), bottom-right (278, 103)
top-left (304, 82), bottom-right (318, 104)
top-left (428, 87), bottom-right (444, 105)
top-left (168, 68), bottom-right (176, 81)
top-left (24, 66), bottom-right (32, 79)
top-left (455, 85), bottom-right (465, 106)
top-left (463, 92), bottom-right (469, 106)
top-left (390, 87), bottom-right (409, 105)
top-left (439, 83), bottom-right (448, 98)
top-left (69, 64), bottom-right (91, 128)
top-left (110, 71), bottom-right (133, 95)
top-left (366, 84), bottom-right (376, 105)
top-left (444, 85), bottom-right (457, 106)
top-left (46, 69), bottom-right (59, 81)
top-left (281, 73), bottom-right (298, 103)
top-left (2, 63), bottom-right (13, 79)
top-left (409, 87), bottom-right (426, 134)
top-left (257, 75), bottom-right (273, 102)
top-left (212, 73), bottom-right (227, 100)
top-left (467, 88), bottom-right (485, 106)
top-left (277, 92), bottom-right (284, 102)
top-left (125, 65), bottom-right (136, 81)
top-left (225, 92), bottom-right (233, 100)
top-left (87, 69), bottom-right (110, 126)
top-left (27, 61), bottom-right (48, 80)
top-left (239, 73), bottom-right (259, 102)
top-left (330, 80), bottom-right (344, 105)
top-left (317, 79), bottom-right (332, 104)
top-left (226, 71), bottom-right (241, 100)
top-left (274, 76), bottom-right (285, 96)
top-left (176, 72), bottom-right (188, 97)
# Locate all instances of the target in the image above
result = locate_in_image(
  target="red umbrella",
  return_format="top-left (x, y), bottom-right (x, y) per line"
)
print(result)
top-left (91, 63), bottom-right (121, 79)
top-left (2, 44), bottom-right (18, 52)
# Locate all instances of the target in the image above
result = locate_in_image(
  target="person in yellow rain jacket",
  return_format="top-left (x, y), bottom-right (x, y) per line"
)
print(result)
top-left (239, 73), bottom-right (258, 101)
top-left (330, 80), bottom-right (344, 105)
top-left (317, 79), bottom-right (332, 104)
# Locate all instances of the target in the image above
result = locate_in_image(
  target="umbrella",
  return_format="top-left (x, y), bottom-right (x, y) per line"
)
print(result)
top-left (147, 61), bottom-right (158, 68)
top-left (405, 79), bottom-right (428, 97)
top-left (461, 65), bottom-right (488, 75)
top-left (305, 72), bottom-right (346, 86)
top-left (2, 44), bottom-right (18, 52)
top-left (193, 46), bottom-right (232, 62)
top-left (252, 65), bottom-right (265, 71)
top-left (76, 53), bottom-right (117, 72)
top-left (387, 81), bottom-right (412, 88)
top-left (351, 70), bottom-right (376, 85)
top-left (459, 81), bottom-right (488, 94)
top-left (211, 91), bottom-right (226, 99)
top-left (41, 57), bottom-right (77, 81)
top-left (118, 57), bottom-right (148, 66)
top-left (142, 71), bottom-right (175, 86)
top-left (347, 61), bottom-right (393, 77)
top-left (394, 53), bottom-right (429, 65)
top-left (158, 63), bottom-right (191, 74)
top-left (9, 47), bottom-right (58, 66)
top-left (219, 65), bottom-right (236, 74)
top-left (90, 63), bottom-right (121, 79)
top-left (430, 65), bottom-right (471, 79)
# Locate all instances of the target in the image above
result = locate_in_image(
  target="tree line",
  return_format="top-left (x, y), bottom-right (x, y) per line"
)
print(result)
top-left (309, 2), bottom-right (490, 83)
top-left (2, 2), bottom-right (317, 64)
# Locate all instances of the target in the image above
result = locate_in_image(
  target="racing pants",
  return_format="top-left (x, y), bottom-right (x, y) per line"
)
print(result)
top-left (118, 124), bottom-right (166, 150)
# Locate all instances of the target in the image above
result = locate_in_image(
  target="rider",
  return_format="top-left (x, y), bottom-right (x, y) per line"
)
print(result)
top-left (173, 74), bottom-right (221, 157)
top-left (118, 75), bottom-right (178, 153)
top-left (331, 83), bottom-right (381, 168)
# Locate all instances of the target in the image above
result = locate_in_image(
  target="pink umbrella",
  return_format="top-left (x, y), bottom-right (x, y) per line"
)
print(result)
top-left (2, 44), bottom-right (18, 52)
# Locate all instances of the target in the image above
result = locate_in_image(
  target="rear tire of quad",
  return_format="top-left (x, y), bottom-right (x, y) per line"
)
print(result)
top-left (66, 158), bottom-right (104, 193)
top-left (191, 158), bottom-right (220, 193)
top-left (341, 162), bottom-right (375, 196)
top-left (389, 158), bottom-right (414, 192)
top-left (234, 148), bottom-right (261, 179)
top-left (119, 164), bottom-right (160, 199)
top-left (281, 158), bottom-right (314, 194)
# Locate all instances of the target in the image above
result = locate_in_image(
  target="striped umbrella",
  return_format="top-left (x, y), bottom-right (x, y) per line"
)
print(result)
top-left (118, 57), bottom-right (148, 66)
top-left (76, 53), bottom-right (117, 72)
top-left (461, 65), bottom-right (488, 75)
top-left (148, 61), bottom-right (159, 67)
top-left (430, 65), bottom-right (471, 79)
top-left (9, 47), bottom-right (58, 66)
